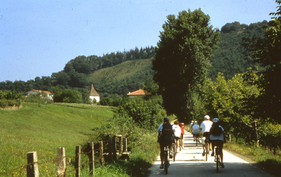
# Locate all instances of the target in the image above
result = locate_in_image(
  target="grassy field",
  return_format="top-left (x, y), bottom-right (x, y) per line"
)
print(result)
top-left (0, 102), bottom-right (116, 176)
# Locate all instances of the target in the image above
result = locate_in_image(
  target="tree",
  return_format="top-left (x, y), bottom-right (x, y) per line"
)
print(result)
top-left (152, 9), bottom-right (219, 120)
top-left (203, 69), bottom-right (263, 143)
top-left (243, 0), bottom-right (281, 123)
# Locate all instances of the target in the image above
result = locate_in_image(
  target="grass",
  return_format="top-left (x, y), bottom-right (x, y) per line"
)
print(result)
top-left (225, 142), bottom-right (281, 177)
top-left (0, 102), bottom-right (116, 176)
top-left (0, 102), bottom-right (161, 177)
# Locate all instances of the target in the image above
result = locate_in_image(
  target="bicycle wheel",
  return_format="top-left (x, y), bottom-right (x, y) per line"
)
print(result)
top-left (216, 148), bottom-right (219, 173)
top-left (205, 142), bottom-right (209, 161)
top-left (179, 139), bottom-right (182, 151)
top-left (173, 143), bottom-right (176, 162)
top-left (164, 151), bottom-right (168, 174)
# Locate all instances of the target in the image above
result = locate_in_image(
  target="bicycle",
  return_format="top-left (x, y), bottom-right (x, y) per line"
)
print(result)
top-left (172, 142), bottom-right (177, 162)
top-left (194, 134), bottom-right (200, 146)
top-left (163, 145), bottom-right (170, 174)
top-left (204, 137), bottom-right (210, 161)
top-left (214, 145), bottom-right (221, 173)
top-left (179, 137), bottom-right (184, 151)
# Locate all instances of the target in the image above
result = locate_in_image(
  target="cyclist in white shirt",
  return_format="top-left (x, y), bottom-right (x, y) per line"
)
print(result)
top-left (173, 121), bottom-right (182, 152)
top-left (200, 115), bottom-right (213, 156)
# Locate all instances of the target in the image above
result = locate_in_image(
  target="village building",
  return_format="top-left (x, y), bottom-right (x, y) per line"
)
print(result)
top-left (89, 84), bottom-right (100, 103)
top-left (27, 90), bottom-right (53, 100)
top-left (127, 89), bottom-right (151, 98)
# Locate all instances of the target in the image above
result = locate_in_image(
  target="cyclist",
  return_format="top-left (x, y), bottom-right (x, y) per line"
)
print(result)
top-left (210, 118), bottom-right (225, 168)
top-left (179, 122), bottom-right (185, 149)
top-left (200, 115), bottom-right (213, 156)
top-left (157, 117), bottom-right (174, 169)
top-left (192, 121), bottom-right (200, 142)
top-left (173, 121), bottom-right (182, 152)
top-left (190, 120), bottom-right (194, 132)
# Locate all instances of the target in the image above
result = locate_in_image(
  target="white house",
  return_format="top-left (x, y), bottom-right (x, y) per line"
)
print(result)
top-left (27, 90), bottom-right (53, 100)
top-left (89, 84), bottom-right (100, 103)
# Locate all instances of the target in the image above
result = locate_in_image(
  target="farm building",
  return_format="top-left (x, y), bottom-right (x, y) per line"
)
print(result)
top-left (89, 84), bottom-right (100, 103)
top-left (27, 90), bottom-right (53, 100)
top-left (127, 89), bottom-right (151, 98)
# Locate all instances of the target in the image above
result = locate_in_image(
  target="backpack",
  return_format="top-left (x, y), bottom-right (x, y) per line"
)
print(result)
top-left (158, 122), bottom-right (174, 143)
top-left (210, 124), bottom-right (223, 136)
top-left (162, 122), bottom-right (173, 137)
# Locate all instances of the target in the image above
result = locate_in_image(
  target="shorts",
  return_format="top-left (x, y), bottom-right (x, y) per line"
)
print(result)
top-left (211, 140), bottom-right (224, 148)
top-left (174, 136), bottom-right (180, 140)
top-left (203, 132), bottom-right (210, 138)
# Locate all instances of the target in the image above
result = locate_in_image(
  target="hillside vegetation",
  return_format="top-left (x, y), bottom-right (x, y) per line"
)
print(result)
top-left (89, 58), bottom-right (154, 97)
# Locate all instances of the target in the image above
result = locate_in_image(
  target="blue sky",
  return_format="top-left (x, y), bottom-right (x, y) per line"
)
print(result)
top-left (0, 0), bottom-right (278, 82)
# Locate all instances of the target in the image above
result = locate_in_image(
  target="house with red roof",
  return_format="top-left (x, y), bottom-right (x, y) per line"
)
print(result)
top-left (27, 90), bottom-right (53, 100)
top-left (127, 89), bottom-right (151, 98)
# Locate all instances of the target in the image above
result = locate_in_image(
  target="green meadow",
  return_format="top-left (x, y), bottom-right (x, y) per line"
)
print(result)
top-left (0, 102), bottom-right (116, 176)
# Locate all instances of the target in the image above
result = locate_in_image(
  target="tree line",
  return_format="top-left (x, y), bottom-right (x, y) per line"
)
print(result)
top-left (0, 18), bottom-right (271, 104)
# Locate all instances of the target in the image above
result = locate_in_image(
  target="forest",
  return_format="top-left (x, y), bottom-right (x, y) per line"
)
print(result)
top-left (0, 21), bottom-right (268, 102)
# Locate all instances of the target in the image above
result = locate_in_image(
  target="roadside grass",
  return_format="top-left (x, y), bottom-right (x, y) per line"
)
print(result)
top-left (0, 102), bottom-right (160, 177)
top-left (225, 142), bottom-right (280, 176)
top-left (0, 102), bottom-right (116, 176)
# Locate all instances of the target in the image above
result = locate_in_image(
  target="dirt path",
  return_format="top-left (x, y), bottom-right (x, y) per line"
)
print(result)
top-left (148, 132), bottom-right (274, 177)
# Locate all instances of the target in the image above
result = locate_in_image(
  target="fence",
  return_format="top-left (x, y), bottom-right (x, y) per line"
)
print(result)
top-left (2, 135), bottom-right (130, 177)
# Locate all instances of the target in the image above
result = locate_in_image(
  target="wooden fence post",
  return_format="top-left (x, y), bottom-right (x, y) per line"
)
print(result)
top-left (27, 151), bottom-right (39, 177)
top-left (123, 138), bottom-right (128, 152)
top-left (99, 141), bottom-right (104, 166)
top-left (108, 137), bottom-right (113, 162)
top-left (87, 142), bottom-right (94, 176)
top-left (115, 135), bottom-right (123, 154)
top-left (112, 136), bottom-right (117, 160)
top-left (75, 145), bottom-right (81, 177)
top-left (57, 147), bottom-right (66, 177)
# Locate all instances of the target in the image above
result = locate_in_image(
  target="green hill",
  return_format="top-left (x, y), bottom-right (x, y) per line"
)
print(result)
top-left (0, 103), bottom-right (116, 176)
top-left (88, 58), bottom-right (154, 97)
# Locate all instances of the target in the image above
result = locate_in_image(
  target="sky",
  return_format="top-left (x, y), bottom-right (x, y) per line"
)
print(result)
top-left (0, 0), bottom-right (278, 82)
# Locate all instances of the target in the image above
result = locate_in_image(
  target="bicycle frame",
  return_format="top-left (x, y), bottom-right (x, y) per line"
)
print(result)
top-left (204, 137), bottom-right (210, 161)
top-left (214, 146), bottom-right (221, 173)
top-left (163, 146), bottom-right (169, 174)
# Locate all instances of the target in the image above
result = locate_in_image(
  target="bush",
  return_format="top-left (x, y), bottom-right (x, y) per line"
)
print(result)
top-left (0, 99), bottom-right (20, 108)
top-left (86, 114), bottom-right (159, 177)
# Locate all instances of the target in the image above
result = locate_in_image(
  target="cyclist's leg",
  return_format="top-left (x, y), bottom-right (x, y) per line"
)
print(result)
top-left (218, 141), bottom-right (224, 167)
top-left (176, 138), bottom-right (179, 150)
top-left (160, 143), bottom-right (164, 166)
top-left (180, 134), bottom-right (184, 148)
top-left (211, 140), bottom-right (216, 156)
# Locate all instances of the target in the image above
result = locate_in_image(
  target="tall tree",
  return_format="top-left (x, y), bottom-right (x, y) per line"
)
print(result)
top-left (243, 0), bottom-right (281, 123)
top-left (152, 9), bottom-right (219, 120)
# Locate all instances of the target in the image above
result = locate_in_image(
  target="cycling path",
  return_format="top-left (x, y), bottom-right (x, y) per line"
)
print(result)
top-left (148, 131), bottom-right (274, 177)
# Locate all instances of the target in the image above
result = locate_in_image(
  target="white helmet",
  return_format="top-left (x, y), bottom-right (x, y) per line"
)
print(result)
top-left (194, 121), bottom-right (198, 124)
top-left (213, 118), bottom-right (219, 123)
top-left (204, 115), bottom-right (210, 120)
